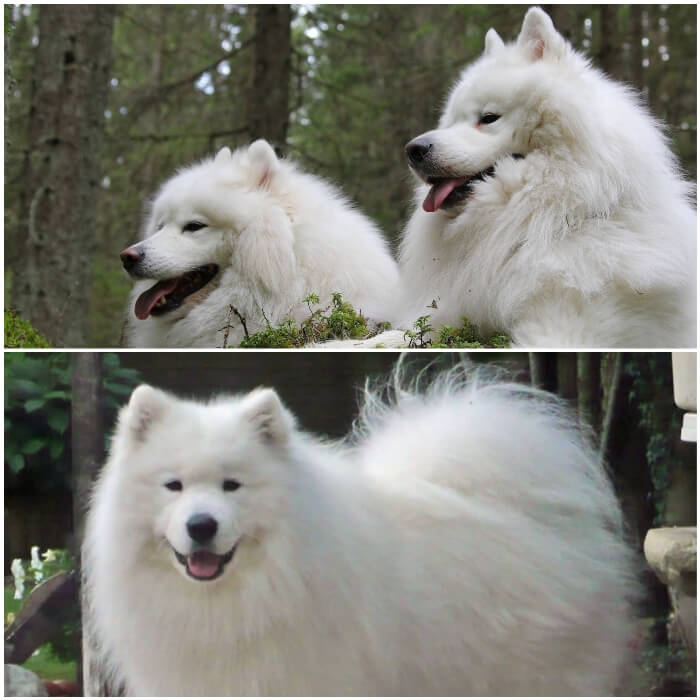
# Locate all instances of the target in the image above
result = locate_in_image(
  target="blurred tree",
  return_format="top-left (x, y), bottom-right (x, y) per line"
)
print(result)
top-left (10, 5), bottom-right (115, 346)
top-left (248, 4), bottom-right (292, 151)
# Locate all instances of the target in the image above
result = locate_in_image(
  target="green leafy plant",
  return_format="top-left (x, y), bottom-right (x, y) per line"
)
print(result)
top-left (404, 315), bottom-right (511, 349)
top-left (404, 315), bottom-right (434, 348)
top-left (238, 292), bottom-right (370, 348)
top-left (4, 353), bottom-right (141, 488)
top-left (434, 318), bottom-right (510, 348)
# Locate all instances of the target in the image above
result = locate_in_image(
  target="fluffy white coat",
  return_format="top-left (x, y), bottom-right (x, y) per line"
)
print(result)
top-left (123, 140), bottom-right (399, 348)
top-left (83, 366), bottom-right (639, 695)
top-left (397, 7), bottom-right (696, 348)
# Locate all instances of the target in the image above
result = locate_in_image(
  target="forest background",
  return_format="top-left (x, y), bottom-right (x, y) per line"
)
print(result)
top-left (4, 4), bottom-right (697, 347)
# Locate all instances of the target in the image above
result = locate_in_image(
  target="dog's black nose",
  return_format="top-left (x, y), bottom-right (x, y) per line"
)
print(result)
top-left (405, 137), bottom-right (433, 165)
top-left (187, 513), bottom-right (218, 543)
top-left (120, 246), bottom-right (144, 272)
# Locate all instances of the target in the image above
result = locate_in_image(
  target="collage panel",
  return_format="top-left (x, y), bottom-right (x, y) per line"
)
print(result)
top-left (4, 4), bottom-right (696, 351)
top-left (4, 351), bottom-right (697, 696)
top-left (3, 3), bottom-right (697, 700)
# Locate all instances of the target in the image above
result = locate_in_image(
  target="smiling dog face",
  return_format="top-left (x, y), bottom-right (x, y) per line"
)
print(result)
top-left (109, 384), bottom-right (294, 584)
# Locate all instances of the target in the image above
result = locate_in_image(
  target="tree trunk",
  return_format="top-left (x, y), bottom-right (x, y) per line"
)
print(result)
top-left (577, 352), bottom-right (601, 436)
top-left (556, 353), bottom-right (578, 401)
top-left (629, 4), bottom-right (644, 91)
top-left (529, 352), bottom-right (557, 393)
top-left (13, 6), bottom-right (115, 346)
top-left (598, 5), bottom-right (617, 76)
top-left (247, 4), bottom-right (292, 152)
top-left (599, 352), bottom-right (625, 460)
top-left (71, 352), bottom-right (105, 695)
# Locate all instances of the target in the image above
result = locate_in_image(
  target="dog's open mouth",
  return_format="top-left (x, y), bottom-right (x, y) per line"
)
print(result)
top-left (134, 264), bottom-right (219, 320)
top-left (173, 544), bottom-right (236, 581)
top-left (422, 166), bottom-right (496, 212)
top-left (419, 154), bottom-right (524, 213)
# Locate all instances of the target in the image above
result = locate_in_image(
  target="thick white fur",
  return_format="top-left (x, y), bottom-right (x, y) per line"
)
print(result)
top-left (398, 7), bottom-right (696, 348)
top-left (123, 140), bottom-right (399, 347)
top-left (84, 364), bottom-right (639, 695)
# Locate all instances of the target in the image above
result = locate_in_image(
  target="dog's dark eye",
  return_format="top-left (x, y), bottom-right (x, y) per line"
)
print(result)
top-left (183, 221), bottom-right (207, 233)
top-left (164, 479), bottom-right (183, 491)
top-left (479, 113), bottom-right (501, 125)
top-left (223, 479), bottom-right (241, 492)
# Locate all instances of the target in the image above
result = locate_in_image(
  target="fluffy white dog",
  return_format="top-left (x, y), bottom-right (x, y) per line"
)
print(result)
top-left (84, 364), bottom-right (639, 695)
top-left (398, 7), bottom-right (696, 348)
top-left (121, 140), bottom-right (399, 347)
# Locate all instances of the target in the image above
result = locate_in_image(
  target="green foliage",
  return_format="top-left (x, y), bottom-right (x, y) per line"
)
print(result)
top-left (303, 292), bottom-right (369, 342)
top-left (239, 318), bottom-right (304, 349)
top-left (4, 353), bottom-right (141, 490)
top-left (4, 309), bottom-right (50, 348)
top-left (238, 292), bottom-right (370, 348)
top-left (403, 315), bottom-right (433, 348)
top-left (639, 620), bottom-right (696, 692)
top-left (404, 315), bottom-right (511, 349)
top-left (434, 318), bottom-right (511, 348)
top-left (625, 354), bottom-right (682, 525)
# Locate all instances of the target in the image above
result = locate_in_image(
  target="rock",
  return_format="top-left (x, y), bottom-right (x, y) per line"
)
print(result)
top-left (644, 526), bottom-right (697, 658)
top-left (4, 664), bottom-right (48, 696)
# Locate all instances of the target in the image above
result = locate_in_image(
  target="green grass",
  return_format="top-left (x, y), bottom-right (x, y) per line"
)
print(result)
top-left (5, 586), bottom-right (77, 681)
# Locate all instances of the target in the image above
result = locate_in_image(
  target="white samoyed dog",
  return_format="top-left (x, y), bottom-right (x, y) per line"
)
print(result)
top-left (84, 365), bottom-right (639, 696)
top-left (120, 140), bottom-right (399, 347)
top-left (398, 7), bottom-right (696, 348)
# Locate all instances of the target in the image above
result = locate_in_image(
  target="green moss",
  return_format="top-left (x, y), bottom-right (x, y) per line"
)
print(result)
top-left (238, 292), bottom-right (370, 348)
top-left (434, 317), bottom-right (511, 348)
top-left (4, 310), bottom-right (50, 348)
top-left (407, 315), bottom-right (511, 349)
top-left (239, 318), bottom-right (304, 348)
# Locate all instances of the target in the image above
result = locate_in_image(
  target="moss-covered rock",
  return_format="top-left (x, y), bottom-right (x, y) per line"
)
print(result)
top-left (4, 309), bottom-right (51, 348)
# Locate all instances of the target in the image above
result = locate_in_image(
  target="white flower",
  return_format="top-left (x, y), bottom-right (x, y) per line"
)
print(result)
top-left (30, 546), bottom-right (44, 581)
top-left (10, 559), bottom-right (25, 600)
top-left (41, 549), bottom-right (57, 563)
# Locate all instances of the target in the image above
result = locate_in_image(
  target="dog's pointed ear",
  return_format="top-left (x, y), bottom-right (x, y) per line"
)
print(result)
top-left (239, 388), bottom-right (292, 445)
top-left (517, 7), bottom-right (565, 62)
top-left (248, 139), bottom-right (280, 189)
top-left (484, 28), bottom-right (505, 55)
top-left (123, 384), bottom-right (170, 442)
top-left (214, 146), bottom-right (232, 164)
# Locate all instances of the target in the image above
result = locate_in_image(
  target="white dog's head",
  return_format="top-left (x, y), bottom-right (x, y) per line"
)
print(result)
top-left (405, 7), bottom-right (577, 213)
top-left (110, 384), bottom-right (294, 584)
top-left (121, 140), bottom-right (297, 322)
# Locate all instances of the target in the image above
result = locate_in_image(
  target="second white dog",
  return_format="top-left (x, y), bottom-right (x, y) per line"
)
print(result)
top-left (398, 8), bottom-right (696, 348)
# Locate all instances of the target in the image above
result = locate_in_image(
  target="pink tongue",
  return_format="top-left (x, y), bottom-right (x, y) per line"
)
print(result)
top-left (187, 551), bottom-right (220, 579)
top-left (134, 279), bottom-right (179, 320)
top-left (423, 177), bottom-right (468, 213)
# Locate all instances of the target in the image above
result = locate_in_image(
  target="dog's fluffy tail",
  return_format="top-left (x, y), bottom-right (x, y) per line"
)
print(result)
top-left (351, 357), bottom-right (640, 694)
top-left (353, 357), bottom-right (623, 530)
